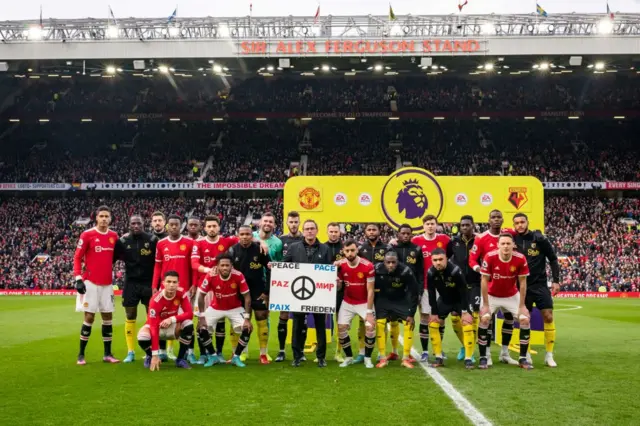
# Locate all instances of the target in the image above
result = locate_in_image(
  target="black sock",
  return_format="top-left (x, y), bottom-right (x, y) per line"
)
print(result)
top-left (278, 318), bottom-right (288, 352)
top-left (177, 325), bottom-right (194, 360)
top-left (419, 322), bottom-right (429, 352)
top-left (364, 335), bottom-right (376, 358)
top-left (439, 325), bottom-right (445, 343)
top-left (339, 333), bottom-right (353, 358)
top-left (199, 329), bottom-right (215, 355)
top-left (159, 340), bottom-right (167, 351)
top-left (215, 321), bottom-right (226, 355)
top-left (478, 326), bottom-right (489, 357)
top-left (79, 322), bottom-right (92, 356)
top-left (138, 339), bottom-right (152, 357)
top-left (234, 329), bottom-right (251, 356)
top-left (102, 320), bottom-right (113, 356)
top-left (519, 327), bottom-right (531, 359)
top-left (189, 331), bottom-right (196, 351)
top-left (502, 319), bottom-right (514, 348)
top-left (197, 334), bottom-right (207, 356)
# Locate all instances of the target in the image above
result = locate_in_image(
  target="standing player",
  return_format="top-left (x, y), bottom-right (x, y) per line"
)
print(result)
top-left (374, 251), bottom-right (420, 368)
top-left (512, 213), bottom-right (561, 367)
top-left (326, 222), bottom-right (345, 362)
top-left (182, 216), bottom-right (206, 363)
top-left (197, 253), bottom-right (254, 368)
top-left (335, 240), bottom-right (376, 368)
top-left (186, 217), bottom-right (202, 240)
top-left (149, 211), bottom-right (170, 358)
top-left (152, 215), bottom-right (196, 293)
top-left (448, 215), bottom-right (480, 362)
top-left (411, 215), bottom-right (451, 363)
top-left (228, 225), bottom-right (272, 364)
top-left (478, 234), bottom-right (532, 370)
top-left (114, 214), bottom-right (158, 363)
top-left (275, 211), bottom-right (304, 363)
top-left (137, 271), bottom-right (194, 371)
top-left (73, 206), bottom-right (119, 365)
top-left (469, 209), bottom-right (517, 365)
top-left (427, 249), bottom-right (475, 369)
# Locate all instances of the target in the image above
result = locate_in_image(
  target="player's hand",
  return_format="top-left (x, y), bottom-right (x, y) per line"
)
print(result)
top-left (551, 282), bottom-right (560, 296)
top-left (150, 356), bottom-right (161, 371)
top-left (160, 318), bottom-right (172, 329)
top-left (152, 288), bottom-right (159, 296)
top-left (267, 262), bottom-right (273, 270)
top-left (461, 312), bottom-right (473, 326)
top-left (207, 267), bottom-right (218, 277)
top-left (258, 293), bottom-right (269, 306)
top-left (388, 238), bottom-right (398, 246)
top-left (197, 316), bottom-right (207, 330)
top-left (189, 286), bottom-right (197, 298)
top-left (243, 319), bottom-right (253, 333)
top-left (405, 316), bottom-right (415, 331)
top-left (429, 314), bottom-right (440, 325)
top-left (518, 306), bottom-right (530, 321)
top-left (480, 305), bottom-right (490, 319)
top-left (365, 313), bottom-right (375, 328)
top-left (75, 279), bottom-right (86, 295)
top-left (259, 241), bottom-right (269, 255)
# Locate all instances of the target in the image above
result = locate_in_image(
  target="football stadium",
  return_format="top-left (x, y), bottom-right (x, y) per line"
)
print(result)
top-left (1, 1), bottom-right (640, 425)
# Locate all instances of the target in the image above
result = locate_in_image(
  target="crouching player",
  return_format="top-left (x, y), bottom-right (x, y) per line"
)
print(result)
top-left (137, 271), bottom-right (195, 371)
top-left (197, 253), bottom-right (254, 368)
top-left (335, 240), bottom-right (377, 369)
top-left (427, 249), bottom-right (475, 369)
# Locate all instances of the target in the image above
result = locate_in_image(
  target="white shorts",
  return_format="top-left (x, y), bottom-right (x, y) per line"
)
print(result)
top-left (338, 301), bottom-right (372, 326)
top-left (75, 281), bottom-right (114, 314)
top-left (419, 291), bottom-right (431, 315)
top-left (204, 306), bottom-right (245, 334)
top-left (137, 319), bottom-right (194, 341)
top-left (192, 290), bottom-right (212, 316)
top-left (480, 293), bottom-right (520, 317)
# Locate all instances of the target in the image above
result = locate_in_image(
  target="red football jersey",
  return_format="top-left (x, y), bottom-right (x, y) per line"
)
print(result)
top-left (337, 257), bottom-right (375, 305)
top-left (73, 227), bottom-right (118, 286)
top-left (146, 288), bottom-right (193, 354)
top-left (152, 236), bottom-right (196, 291)
top-left (190, 235), bottom-right (239, 284)
top-left (200, 270), bottom-right (249, 311)
top-left (480, 250), bottom-right (530, 298)
top-left (411, 233), bottom-right (451, 288)
top-left (469, 229), bottom-right (515, 271)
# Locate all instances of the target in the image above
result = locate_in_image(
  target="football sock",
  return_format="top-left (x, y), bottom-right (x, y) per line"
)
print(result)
top-left (403, 322), bottom-right (414, 358)
top-left (519, 326), bottom-right (531, 359)
top-left (177, 325), bottom-right (193, 360)
top-left (358, 319), bottom-right (366, 354)
top-left (125, 319), bottom-right (136, 352)
top-left (257, 319), bottom-right (269, 355)
top-left (463, 324), bottom-right (475, 359)
top-left (215, 321), bottom-right (226, 355)
top-left (439, 324), bottom-right (445, 344)
top-left (451, 315), bottom-right (464, 345)
top-left (429, 322), bottom-right (443, 357)
top-left (277, 318), bottom-right (288, 352)
top-left (234, 330), bottom-right (250, 356)
top-left (166, 340), bottom-right (174, 354)
top-left (199, 329), bottom-right (215, 354)
top-left (197, 333), bottom-right (207, 356)
top-left (138, 339), bottom-right (152, 357)
top-left (230, 329), bottom-right (239, 353)
top-left (102, 320), bottom-right (113, 356)
top-left (419, 320), bottom-right (429, 352)
top-left (376, 319), bottom-right (387, 356)
top-left (79, 322), bottom-right (92, 356)
top-left (544, 321), bottom-right (556, 353)
top-left (390, 321), bottom-right (400, 353)
top-left (478, 326), bottom-right (489, 357)
top-left (339, 329), bottom-right (353, 358)
top-left (472, 312), bottom-right (479, 342)
top-left (364, 329), bottom-right (376, 359)
top-left (502, 318), bottom-right (514, 351)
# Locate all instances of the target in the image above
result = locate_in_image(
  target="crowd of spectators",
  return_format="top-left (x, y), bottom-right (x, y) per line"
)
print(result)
top-left (1, 195), bottom-right (638, 293)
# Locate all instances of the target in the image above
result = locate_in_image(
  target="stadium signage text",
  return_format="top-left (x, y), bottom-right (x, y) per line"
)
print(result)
top-left (0, 289), bottom-right (124, 296)
top-left (554, 292), bottom-right (640, 298)
top-left (0, 182), bottom-right (285, 191)
top-left (604, 182), bottom-right (640, 190)
top-left (239, 39), bottom-right (482, 55)
top-left (269, 263), bottom-right (337, 313)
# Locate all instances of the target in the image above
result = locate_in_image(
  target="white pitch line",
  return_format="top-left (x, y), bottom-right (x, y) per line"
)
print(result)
top-left (554, 304), bottom-right (583, 312)
top-left (398, 335), bottom-right (493, 426)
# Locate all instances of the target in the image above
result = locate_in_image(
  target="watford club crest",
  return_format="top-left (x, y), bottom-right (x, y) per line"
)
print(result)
top-left (508, 187), bottom-right (529, 210)
top-left (298, 187), bottom-right (321, 210)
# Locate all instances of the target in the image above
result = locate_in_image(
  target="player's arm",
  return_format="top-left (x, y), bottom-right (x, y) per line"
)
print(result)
top-left (416, 249), bottom-right (425, 289)
top-left (469, 239), bottom-right (483, 273)
top-left (518, 259), bottom-right (530, 314)
top-left (454, 267), bottom-right (472, 313)
top-left (479, 258), bottom-right (491, 317)
top-left (151, 243), bottom-right (163, 292)
top-left (113, 237), bottom-right (125, 263)
top-left (427, 271), bottom-right (438, 314)
top-left (239, 275), bottom-right (253, 332)
top-left (446, 239), bottom-right (454, 260)
top-left (539, 233), bottom-right (561, 289)
top-left (197, 279), bottom-right (209, 328)
top-left (260, 251), bottom-right (272, 295)
top-left (176, 292), bottom-right (194, 323)
top-left (147, 301), bottom-right (161, 356)
top-left (406, 270), bottom-right (420, 317)
top-left (73, 232), bottom-right (89, 294)
top-left (191, 243), bottom-right (212, 275)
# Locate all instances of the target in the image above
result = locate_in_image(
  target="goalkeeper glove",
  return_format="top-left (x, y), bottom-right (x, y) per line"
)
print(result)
top-left (75, 278), bottom-right (86, 295)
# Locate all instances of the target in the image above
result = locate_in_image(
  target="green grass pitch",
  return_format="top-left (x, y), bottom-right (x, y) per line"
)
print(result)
top-left (0, 297), bottom-right (639, 426)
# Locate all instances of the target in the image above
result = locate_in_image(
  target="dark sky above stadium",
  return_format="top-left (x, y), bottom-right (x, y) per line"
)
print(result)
top-left (4, 0), bottom-right (639, 20)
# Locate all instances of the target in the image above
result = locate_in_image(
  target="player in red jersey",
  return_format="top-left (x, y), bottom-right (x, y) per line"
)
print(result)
top-left (478, 233), bottom-right (532, 370)
top-left (152, 215), bottom-right (196, 293)
top-left (197, 253), bottom-right (253, 368)
top-left (73, 205), bottom-right (120, 365)
top-left (469, 209), bottom-right (518, 365)
top-left (137, 271), bottom-right (194, 371)
top-left (410, 214), bottom-right (451, 363)
top-left (335, 240), bottom-right (377, 369)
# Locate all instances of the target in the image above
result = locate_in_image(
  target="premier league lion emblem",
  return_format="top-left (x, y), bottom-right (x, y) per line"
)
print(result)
top-left (396, 179), bottom-right (428, 220)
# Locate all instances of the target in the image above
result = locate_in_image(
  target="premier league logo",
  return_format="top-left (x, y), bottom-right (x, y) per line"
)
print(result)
top-left (396, 179), bottom-right (428, 220)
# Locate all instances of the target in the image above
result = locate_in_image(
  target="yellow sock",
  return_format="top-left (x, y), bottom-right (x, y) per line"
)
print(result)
top-left (463, 324), bottom-right (475, 359)
top-left (390, 321), bottom-right (400, 352)
top-left (451, 316), bottom-right (464, 345)
top-left (429, 322), bottom-right (442, 357)
top-left (544, 321), bottom-right (556, 353)
top-left (376, 319), bottom-right (387, 357)
top-left (257, 319), bottom-right (269, 354)
top-left (166, 340), bottom-right (173, 352)
top-left (125, 319), bottom-right (136, 352)
top-left (230, 328), bottom-right (239, 352)
top-left (402, 323), bottom-right (413, 358)
top-left (358, 319), bottom-right (366, 354)
top-left (472, 312), bottom-right (479, 342)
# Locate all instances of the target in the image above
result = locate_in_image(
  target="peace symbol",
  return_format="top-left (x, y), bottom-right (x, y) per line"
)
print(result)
top-left (291, 276), bottom-right (316, 301)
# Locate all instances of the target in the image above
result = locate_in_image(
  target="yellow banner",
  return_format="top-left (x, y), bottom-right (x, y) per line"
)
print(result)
top-left (284, 167), bottom-right (543, 240)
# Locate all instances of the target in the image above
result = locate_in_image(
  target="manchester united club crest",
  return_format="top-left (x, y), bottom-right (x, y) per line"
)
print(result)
top-left (510, 266), bottom-right (517, 272)
top-left (357, 272), bottom-right (364, 279)
top-left (109, 237), bottom-right (115, 244)
top-left (508, 187), bottom-right (529, 210)
top-left (231, 283), bottom-right (237, 289)
top-left (437, 242), bottom-right (443, 248)
top-left (180, 244), bottom-right (187, 251)
top-left (298, 187), bottom-right (321, 210)
top-left (174, 299), bottom-right (180, 306)
top-left (218, 244), bottom-right (225, 251)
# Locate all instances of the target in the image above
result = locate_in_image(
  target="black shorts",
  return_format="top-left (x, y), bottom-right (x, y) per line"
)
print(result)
top-left (122, 281), bottom-right (152, 308)
top-left (435, 298), bottom-right (464, 320)
top-left (468, 285), bottom-right (481, 312)
top-left (249, 287), bottom-right (269, 312)
top-left (525, 285), bottom-right (553, 311)
top-left (375, 302), bottom-right (410, 322)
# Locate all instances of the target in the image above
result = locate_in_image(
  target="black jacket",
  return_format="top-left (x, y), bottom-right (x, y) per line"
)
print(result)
top-left (513, 230), bottom-right (560, 288)
top-left (282, 239), bottom-right (332, 265)
top-left (228, 242), bottom-right (271, 295)
top-left (153, 230), bottom-right (168, 240)
top-left (358, 240), bottom-right (387, 265)
top-left (427, 263), bottom-right (472, 315)
top-left (326, 240), bottom-right (344, 262)
top-left (114, 232), bottom-right (158, 283)
top-left (281, 234), bottom-right (304, 258)
top-left (374, 262), bottom-right (420, 317)
top-left (448, 234), bottom-right (480, 286)
top-left (393, 241), bottom-right (424, 287)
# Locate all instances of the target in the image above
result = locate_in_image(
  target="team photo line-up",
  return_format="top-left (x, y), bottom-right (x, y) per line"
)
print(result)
top-left (74, 206), bottom-right (560, 371)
